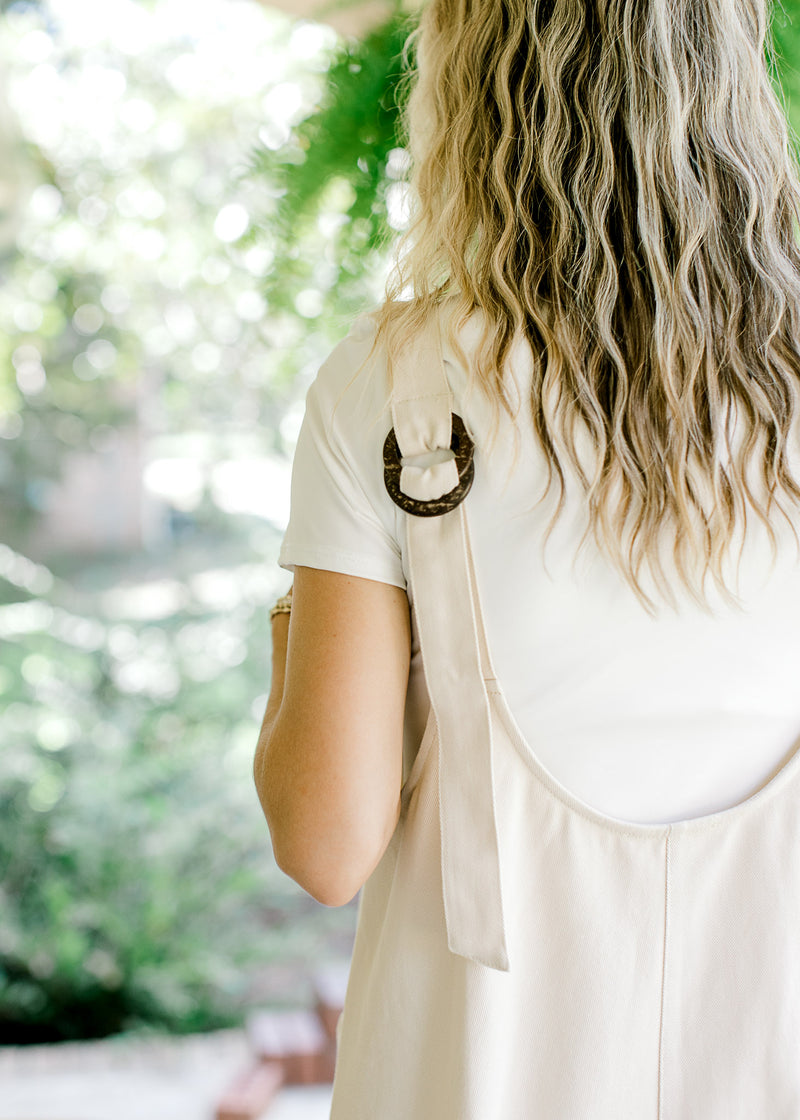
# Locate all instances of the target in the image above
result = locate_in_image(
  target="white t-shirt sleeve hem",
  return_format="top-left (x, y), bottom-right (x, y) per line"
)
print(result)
top-left (278, 542), bottom-right (407, 591)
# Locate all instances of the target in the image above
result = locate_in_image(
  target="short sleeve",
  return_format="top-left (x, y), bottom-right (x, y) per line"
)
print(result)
top-left (278, 314), bottom-right (408, 591)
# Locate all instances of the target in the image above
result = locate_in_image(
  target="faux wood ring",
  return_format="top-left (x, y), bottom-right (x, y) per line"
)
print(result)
top-left (383, 413), bottom-right (475, 517)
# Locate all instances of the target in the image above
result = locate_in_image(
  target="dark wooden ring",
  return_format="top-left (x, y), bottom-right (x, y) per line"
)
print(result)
top-left (383, 413), bottom-right (475, 517)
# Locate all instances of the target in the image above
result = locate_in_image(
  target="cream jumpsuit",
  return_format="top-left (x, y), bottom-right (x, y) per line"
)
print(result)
top-left (328, 319), bottom-right (800, 1120)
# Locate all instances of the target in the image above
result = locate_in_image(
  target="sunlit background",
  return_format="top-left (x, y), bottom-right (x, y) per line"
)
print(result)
top-left (1, 0), bottom-right (799, 1114)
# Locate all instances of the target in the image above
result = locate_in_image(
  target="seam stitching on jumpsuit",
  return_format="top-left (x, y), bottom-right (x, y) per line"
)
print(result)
top-left (657, 827), bottom-right (672, 1120)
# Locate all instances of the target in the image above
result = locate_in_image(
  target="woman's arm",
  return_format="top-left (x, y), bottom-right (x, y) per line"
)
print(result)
top-left (253, 566), bottom-right (412, 906)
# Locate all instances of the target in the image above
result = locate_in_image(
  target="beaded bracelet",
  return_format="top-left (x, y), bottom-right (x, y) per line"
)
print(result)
top-left (269, 592), bottom-right (293, 622)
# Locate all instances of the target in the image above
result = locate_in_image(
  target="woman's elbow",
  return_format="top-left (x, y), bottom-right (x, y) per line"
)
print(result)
top-left (253, 757), bottom-right (399, 907)
top-left (267, 820), bottom-right (387, 907)
top-left (270, 840), bottom-right (364, 908)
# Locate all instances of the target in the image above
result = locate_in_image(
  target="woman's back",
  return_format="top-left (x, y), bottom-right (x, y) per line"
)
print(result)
top-left (278, 304), bottom-right (800, 825)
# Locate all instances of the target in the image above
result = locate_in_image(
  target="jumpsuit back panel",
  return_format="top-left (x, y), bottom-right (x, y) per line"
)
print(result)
top-left (330, 642), bottom-right (800, 1119)
top-left (328, 324), bottom-right (800, 1120)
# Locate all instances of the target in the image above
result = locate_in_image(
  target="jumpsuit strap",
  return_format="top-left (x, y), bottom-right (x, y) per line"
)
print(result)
top-left (387, 317), bottom-right (510, 973)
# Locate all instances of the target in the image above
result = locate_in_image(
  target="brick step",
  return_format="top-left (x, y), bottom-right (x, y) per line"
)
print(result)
top-left (214, 963), bottom-right (350, 1118)
top-left (247, 1008), bottom-right (335, 1086)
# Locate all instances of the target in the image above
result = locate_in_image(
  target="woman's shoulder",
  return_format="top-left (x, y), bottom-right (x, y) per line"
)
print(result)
top-left (311, 301), bottom-right (522, 441)
top-left (312, 305), bottom-right (457, 435)
top-left (304, 311), bottom-right (395, 464)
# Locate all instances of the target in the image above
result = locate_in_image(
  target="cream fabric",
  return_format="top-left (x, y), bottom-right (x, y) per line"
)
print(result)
top-left (328, 318), bottom-right (800, 1119)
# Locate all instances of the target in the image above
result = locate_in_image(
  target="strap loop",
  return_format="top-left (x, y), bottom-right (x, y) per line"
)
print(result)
top-left (385, 315), bottom-right (510, 971)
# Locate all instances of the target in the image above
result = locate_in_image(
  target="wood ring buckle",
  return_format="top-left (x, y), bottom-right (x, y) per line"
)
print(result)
top-left (383, 413), bottom-right (475, 517)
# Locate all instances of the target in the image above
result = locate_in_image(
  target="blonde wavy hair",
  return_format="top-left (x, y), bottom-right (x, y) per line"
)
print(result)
top-left (367, 0), bottom-right (800, 614)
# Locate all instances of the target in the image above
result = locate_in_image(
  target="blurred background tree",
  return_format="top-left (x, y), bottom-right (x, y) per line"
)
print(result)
top-left (1, 0), bottom-right (799, 1044)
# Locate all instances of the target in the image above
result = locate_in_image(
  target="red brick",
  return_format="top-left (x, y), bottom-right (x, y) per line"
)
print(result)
top-left (215, 1060), bottom-right (284, 1120)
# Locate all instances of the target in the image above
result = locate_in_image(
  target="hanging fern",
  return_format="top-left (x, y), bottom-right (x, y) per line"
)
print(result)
top-left (247, 11), bottom-right (414, 320)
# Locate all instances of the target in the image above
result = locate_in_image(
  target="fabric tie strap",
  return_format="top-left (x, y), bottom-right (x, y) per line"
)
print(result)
top-left (386, 319), bottom-right (510, 973)
top-left (400, 457), bottom-right (459, 502)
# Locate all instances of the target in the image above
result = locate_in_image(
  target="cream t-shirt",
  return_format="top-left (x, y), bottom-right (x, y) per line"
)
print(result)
top-left (278, 309), bottom-right (800, 824)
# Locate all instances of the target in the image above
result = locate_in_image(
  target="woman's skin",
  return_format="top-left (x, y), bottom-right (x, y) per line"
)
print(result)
top-left (254, 566), bottom-right (412, 906)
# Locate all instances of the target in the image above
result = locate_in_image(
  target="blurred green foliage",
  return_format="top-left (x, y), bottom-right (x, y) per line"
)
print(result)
top-left (0, 530), bottom-right (357, 1042)
top-left (0, 0), bottom-right (362, 1043)
top-left (0, 0), bottom-right (349, 539)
